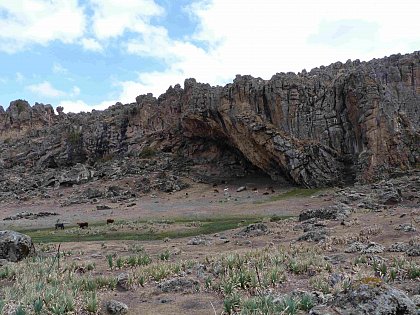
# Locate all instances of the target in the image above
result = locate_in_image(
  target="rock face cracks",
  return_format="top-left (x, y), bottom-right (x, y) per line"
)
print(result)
top-left (0, 52), bottom-right (419, 187)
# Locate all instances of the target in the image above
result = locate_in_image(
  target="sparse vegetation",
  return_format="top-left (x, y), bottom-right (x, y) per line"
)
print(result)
top-left (21, 216), bottom-right (263, 243)
top-left (66, 129), bottom-right (82, 145)
top-left (138, 146), bottom-right (157, 158)
top-left (254, 188), bottom-right (325, 204)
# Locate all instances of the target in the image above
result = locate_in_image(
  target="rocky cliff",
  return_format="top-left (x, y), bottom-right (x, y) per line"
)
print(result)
top-left (0, 51), bottom-right (419, 192)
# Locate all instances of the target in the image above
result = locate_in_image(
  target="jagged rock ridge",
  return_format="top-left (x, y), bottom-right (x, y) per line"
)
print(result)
top-left (0, 51), bottom-right (419, 188)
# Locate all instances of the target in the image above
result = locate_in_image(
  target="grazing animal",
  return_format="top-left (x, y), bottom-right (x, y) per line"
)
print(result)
top-left (106, 219), bottom-right (114, 224)
top-left (77, 222), bottom-right (89, 229)
top-left (55, 223), bottom-right (64, 230)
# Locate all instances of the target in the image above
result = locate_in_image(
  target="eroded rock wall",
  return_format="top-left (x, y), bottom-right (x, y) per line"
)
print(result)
top-left (0, 52), bottom-right (418, 187)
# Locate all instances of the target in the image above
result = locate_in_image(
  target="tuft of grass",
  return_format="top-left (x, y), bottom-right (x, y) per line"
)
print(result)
top-left (106, 254), bottom-right (113, 269)
top-left (159, 250), bottom-right (170, 261)
top-left (15, 305), bottom-right (27, 315)
top-left (33, 297), bottom-right (43, 314)
top-left (300, 293), bottom-right (314, 311)
top-left (116, 257), bottom-right (124, 269)
top-left (138, 146), bottom-right (157, 158)
top-left (283, 296), bottom-right (299, 315)
top-left (85, 292), bottom-right (98, 313)
top-left (223, 292), bottom-right (241, 315)
top-left (407, 263), bottom-right (420, 279)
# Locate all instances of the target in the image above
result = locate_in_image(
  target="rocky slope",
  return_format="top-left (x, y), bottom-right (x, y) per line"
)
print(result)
top-left (0, 51), bottom-right (418, 193)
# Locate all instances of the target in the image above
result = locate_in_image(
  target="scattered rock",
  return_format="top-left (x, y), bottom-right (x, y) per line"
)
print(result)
top-left (345, 241), bottom-right (367, 253)
top-left (298, 229), bottom-right (327, 242)
top-left (157, 277), bottom-right (199, 293)
top-left (388, 242), bottom-right (409, 252)
top-left (395, 223), bottom-right (416, 232)
top-left (346, 241), bottom-right (385, 254)
top-left (0, 230), bottom-right (35, 262)
top-left (158, 297), bottom-right (174, 304)
top-left (407, 242), bottom-right (420, 257)
top-left (361, 242), bottom-right (385, 254)
top-left (116, 272), bottom-right (130, 291)
top-left (377, 186), bottom-right (402, 205)
top-left (332, 284), bottom-right (417, 314)
top-left (411, 295), bottom-right (420, 307)
top-left (309, 305), bottom-right (334, 315)
top-left (235, 223), bottom-right (269, 237)
top-left (187, 237), bottom-right (208, 245)
top-left (97, 204), bottom-right (111, 210)
top-left (3, 211), bottom-right (58, 221)
top-left (324, 254), bottom-right (347, 265)
top-left (236, 186), bottom-right (246, 192)
top-left (299, 204), bottom-right (351, 222)
top-left (105, 300), bottom-right (128, 314)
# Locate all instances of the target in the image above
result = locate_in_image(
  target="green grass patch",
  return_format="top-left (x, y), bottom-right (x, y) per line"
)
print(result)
top-left (20, 216), bottom-right (273, 243)
top-left (254, 188), bottom-right (324, 204)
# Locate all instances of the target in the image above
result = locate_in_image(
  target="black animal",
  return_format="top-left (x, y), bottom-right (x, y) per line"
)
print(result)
top-left (77, 222), bottom-right (89, 229)
top-left (106, 219), bottom-right (114, 224)
top-left (55, 223), bottom-right (64, 230)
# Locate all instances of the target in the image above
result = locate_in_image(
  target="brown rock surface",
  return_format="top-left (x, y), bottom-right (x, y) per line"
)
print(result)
top-left (0, 51), bottom-right (418, 189)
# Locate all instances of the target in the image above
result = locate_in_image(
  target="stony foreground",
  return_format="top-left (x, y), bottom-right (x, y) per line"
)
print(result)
top-left (0, 173), bottom-right (418, 314)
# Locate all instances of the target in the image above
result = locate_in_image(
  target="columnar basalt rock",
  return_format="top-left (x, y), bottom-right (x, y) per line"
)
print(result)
top-left (0, 52), bottom-right (418, 188)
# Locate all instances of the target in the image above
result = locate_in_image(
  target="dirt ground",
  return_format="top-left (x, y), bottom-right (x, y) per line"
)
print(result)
top-left (0, 175), bottom-right (333, 230)
top-left (0, 175), bottom-right (418, 315)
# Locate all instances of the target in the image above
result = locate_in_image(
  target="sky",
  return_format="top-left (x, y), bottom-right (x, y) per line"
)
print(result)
top-left (0, 0), bottom-right (419, 113)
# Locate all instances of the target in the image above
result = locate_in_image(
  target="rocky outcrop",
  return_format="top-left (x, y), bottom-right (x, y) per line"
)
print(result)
top-left (0, 230), bottom-right (35, 262)
top-left (310, 284), bottom-right (417, 315)
top-left (0, 51), bottom-right (418, 188)
top-left (299, 204), bottom-right (352, 221)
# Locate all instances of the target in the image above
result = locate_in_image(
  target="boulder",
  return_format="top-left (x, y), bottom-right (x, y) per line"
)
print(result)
top-left (332, 284), bottom-right (417, 314)
top-left (298, 229), bottom-right (327, 242)
top-left (299, 204), bottom-right (351, 222)
top-left (116, 272), bottom-right (130, 291)
top-left (0, 230), bottom-right (35, 262)
top-left (345, 242), bottom-right (384, 254)
top-left (235, 223), bottom-right (269, 237)
top-left (187, 237), bottom-right (208, 245)
top-left (105, 300), bottom-right (128, 314)
top-left (158, 277), bottom-right (199, 293)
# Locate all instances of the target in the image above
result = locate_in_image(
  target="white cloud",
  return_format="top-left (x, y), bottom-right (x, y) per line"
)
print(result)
top-left (15, 72), bottom-right (24, 83)
top-left (0, 0), bottom-right (86, 53)
top-left (71, 86), bottom-right (81, 97)
top-left (118, 69), bottom-right (186, 102)
top-left (57, 99), bottom-right (114, 113)
top-left (183, 0), bottom-right (420, 77)
top-left (52, 63), bottom-right (68, 74)
top-left (117, 0), bottom-right (420, 102)
top-left (81, 38), bottom-right (103, 52)
top-left (90, 0), bottom-right (164, 40)
top-left (27, 81), bottom-right (66, 98)
top-left (5, 0), bottom-right (418, 112)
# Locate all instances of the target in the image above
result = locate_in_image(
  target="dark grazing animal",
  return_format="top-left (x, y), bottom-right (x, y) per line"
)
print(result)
top-left (55, 223), bottom-right (64, 230)
top-left (77, 222), bottom-right (89, 229)
top-left (106, 219), bottom-right (114, 224)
